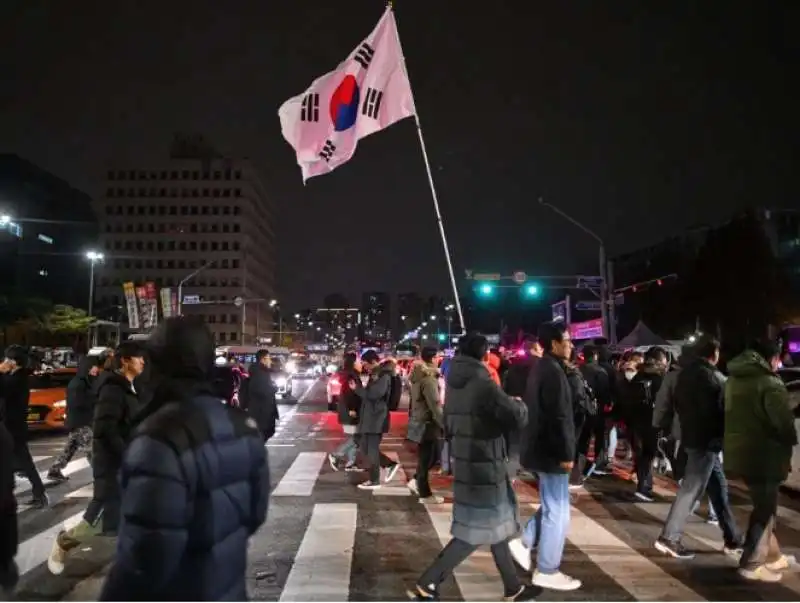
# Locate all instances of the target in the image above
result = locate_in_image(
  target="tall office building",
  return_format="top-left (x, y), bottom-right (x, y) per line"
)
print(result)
top-left (0, 154), bottom-right (97, 309)
top-left (361, 291), bottom-right (391, 345)
top-left (94, 135), bottom-right (276, 344)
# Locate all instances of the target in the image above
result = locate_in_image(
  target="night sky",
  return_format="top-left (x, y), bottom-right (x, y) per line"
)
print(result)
top-left (1, 1), bottom-right (795, 311)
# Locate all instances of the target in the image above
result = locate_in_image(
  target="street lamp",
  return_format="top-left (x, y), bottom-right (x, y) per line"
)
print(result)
top-left (268, 299), bottom-right (282, 345)
top-left (177, 260), bottom-right (215, 316)
top-left (538, 197), bottom-right (613, 342)
top-left (85, 250), bottom-right (104, 346)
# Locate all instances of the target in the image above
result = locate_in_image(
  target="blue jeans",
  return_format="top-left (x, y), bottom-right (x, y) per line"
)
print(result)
top-left (333, 435), bottom-right (357, 465)
top-left (522, 472), bottom-right (571, 573)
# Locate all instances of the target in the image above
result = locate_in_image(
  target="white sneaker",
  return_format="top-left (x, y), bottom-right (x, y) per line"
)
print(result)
top-left (384, 463), bottom-right (401, 483)
top-left (508, 538), bottom-right (532, 572)
top-left (407, 478), bottom-right (419, 495)
top-left (766, 554), bottom-right (797, 572)
top-left (738, 566), bottom-right (782, 582)
top-left (419, 494), bottom-right (444, 504)
top-left (328, 453), bottom-right (339, 472)
top-left (532, 570), bottom-right (581, 591)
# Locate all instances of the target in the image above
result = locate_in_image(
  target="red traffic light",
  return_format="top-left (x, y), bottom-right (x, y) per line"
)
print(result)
top-left (656, 279), bottom-right (663, 286)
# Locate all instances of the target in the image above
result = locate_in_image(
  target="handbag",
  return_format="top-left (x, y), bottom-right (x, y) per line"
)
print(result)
top-left (407, 417), bottom-right (427, 444)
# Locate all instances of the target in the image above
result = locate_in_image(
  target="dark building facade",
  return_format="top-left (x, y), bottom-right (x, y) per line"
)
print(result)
top-left (0, 154), bottom-right (97, 310)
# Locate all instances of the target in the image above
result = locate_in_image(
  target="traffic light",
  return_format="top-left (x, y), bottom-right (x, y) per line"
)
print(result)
top-left (478, 283), bottom-right (494, 297)
top-left (437, 333), bottom-right (446, 342)
top-left (523, 284), bottom-right (540, 297)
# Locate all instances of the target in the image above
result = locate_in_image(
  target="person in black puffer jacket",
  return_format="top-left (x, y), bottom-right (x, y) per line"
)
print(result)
top-left (246, 350), bottom-right (279, 441)
top-left (0, 414), bottom-right (19, 596)
top-left (47, 342), bottom-right (145, 576)
top-left (100, 317), bottom-right (268, 601)
top-left (329, 352), bottom-right (362, 471)
top-left (47, 352), bottom-right (112, 481)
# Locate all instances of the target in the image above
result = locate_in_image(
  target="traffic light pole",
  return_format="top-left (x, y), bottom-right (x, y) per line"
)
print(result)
top-left (599, 245), bottom-right (610, 341)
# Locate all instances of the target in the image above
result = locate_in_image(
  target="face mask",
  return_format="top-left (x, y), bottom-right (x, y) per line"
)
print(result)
top-left (624, 370), bottom-right (637, 381)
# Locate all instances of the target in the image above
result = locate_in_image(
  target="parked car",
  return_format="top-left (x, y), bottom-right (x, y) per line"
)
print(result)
top-left (27, 369), bottom-right (74, 432)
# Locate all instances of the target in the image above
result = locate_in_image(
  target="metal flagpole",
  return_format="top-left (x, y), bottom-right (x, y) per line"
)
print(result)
top-left (389, 1), bottom-right (466, 334)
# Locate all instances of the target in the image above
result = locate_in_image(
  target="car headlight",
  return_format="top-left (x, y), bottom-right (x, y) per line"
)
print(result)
top-left (53, 400), bottom-right (67, 409)
top-left (285, 361), bottom-right (297, 374)
top-left (275, 377), bottom-right (287, 388)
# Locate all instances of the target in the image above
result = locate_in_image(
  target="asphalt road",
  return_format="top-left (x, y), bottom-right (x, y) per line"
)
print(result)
top-left (13, 377), bottom-right (800, 601)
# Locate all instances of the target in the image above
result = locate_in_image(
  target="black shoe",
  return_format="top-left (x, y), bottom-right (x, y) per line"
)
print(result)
top-left (407, 584), bottom-right (439, 601)
top-left (654, 538), bottom-right (695, 560)
top-left (504, 584), bottom-right (542, 601)
top-left (0, 560), bottom-right (19, 595)
top-left (28, 492), bottom-right (50, 509)
top-left (47, 468), bottom-right (69, 482)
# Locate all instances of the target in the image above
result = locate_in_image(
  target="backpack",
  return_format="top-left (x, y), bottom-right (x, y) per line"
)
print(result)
top-left (387, 374), bottom-right (403, 411)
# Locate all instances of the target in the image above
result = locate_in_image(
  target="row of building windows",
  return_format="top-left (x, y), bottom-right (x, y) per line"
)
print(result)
top-left (105, 222), bottom-right (243, 235)
top-left (100, 276), bottom-right (242, 288)
top-left (105, 204), bottom-right (243, 216)
top-left (108, 169), bottom-right (242, 181)
top-left (106, 237), bottom-right (242, 253)
top-left (108, 258), bottom-right (241, 270)
top-left (106, 188), bottom-right (244, 199)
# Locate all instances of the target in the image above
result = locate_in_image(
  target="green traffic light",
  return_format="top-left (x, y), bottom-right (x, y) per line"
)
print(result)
top-left (525, 284), bottom-right (539, 297)
top-left (437, 333), bottom-right (445, 342)
top-left (479, 283), bottom-right (493, 296)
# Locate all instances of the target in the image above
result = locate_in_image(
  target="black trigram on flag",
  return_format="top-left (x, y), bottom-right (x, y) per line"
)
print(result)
top-left (361, 88), bottom-right (383, 119)
top-left (354, 43), bottom-right (374, 69)
top-left (301, 93), bottom-right (319, 122)
top-left (319, 140), bottom-right (336, 161)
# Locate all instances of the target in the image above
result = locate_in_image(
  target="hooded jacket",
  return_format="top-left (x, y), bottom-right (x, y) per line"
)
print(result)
top-left (409, 361), bottom-right (443, 438)
top-left (246, 362), bottom-right (279, 438)
top-left (354, 361), bottom-right (395, 435)
top-left (724, 350), bottom-right (797, 482)
top-left (100, 318), bottom-right (269, 602)
top-left (65, 357), bottom-right (98, 431)
top-left (444, 354), bottom-right (527, 545)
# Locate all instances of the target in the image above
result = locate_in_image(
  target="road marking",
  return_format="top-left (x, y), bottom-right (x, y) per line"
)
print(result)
top-left (279, 503), bottom-right (357, 602)
top-left (531, 503), bottom-right (706, 601)
top-left (375, 451), bottom-right (411, 496)
top-left (16, 457), bottom-right (90, 495)
top-left (272, 452), bottom-right (326, 497)
top-left (64, 484), bottom-right (94, 499)
top-left (16, 511), bottom-right (85, 575)
top-left (33, 455), bottom-right (52, 463)
top-left (266, 443), bottom-right (295, 448)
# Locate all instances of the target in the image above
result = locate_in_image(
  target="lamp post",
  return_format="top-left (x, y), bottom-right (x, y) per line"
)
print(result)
top-left (177, 260), bottom-right (215, 316)
top-left (86, 251), bottom-right (104, 346)
top-left (269, 299), bottom-right (280, 345)
top-left (538, 198), bottom-right (614, 343)
top-left (445, 303), bottom-right (455, 347)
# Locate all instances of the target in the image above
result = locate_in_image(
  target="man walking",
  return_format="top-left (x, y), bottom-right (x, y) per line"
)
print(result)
top-left (407, 346), bottom-right (444, 503)
top-left (509, 322), bottom-right (581, 591)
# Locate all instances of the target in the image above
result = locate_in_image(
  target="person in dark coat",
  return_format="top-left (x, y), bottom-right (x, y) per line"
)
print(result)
top-left (246, 349), bottom-right (279, 441)
top-left (407, 347), bottom-right (444, 502)
top-left (0, 412), bottom-right (18, 597)
top-left (0, 345), bottom-right (48, 508)
top-left (329, 352), bottom-right (362, 471)
top-left (409, 333), bottom-right (536, 603)
top-left (655, 335), bottom-right (742, 560)
top-left (579, 344), bottom-right (612, 476)
top-left (503, 337), bottom-right (543, 480)
top-left (350, 351), bottom-right (399, 490)
top-left (47, 352), bottom-right (111, 481)
top-left (47, 341), bottom-right (145, 575)
top-left (99, 317), bottom-right (269, 601)
top-left (510, 321), bottom-right (581, 592)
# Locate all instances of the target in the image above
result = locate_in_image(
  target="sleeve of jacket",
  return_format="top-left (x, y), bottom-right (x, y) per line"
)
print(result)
top-left (762, 379), bottom-right (798, 448)
top-left (485, 380), bottom-right (528, 432)
top-left (99, 436), bottom-right (189, 600)
top-left (545, 366), bottom-right (575, 464)
top-left (354, 374), bottom-right (390, 404)
top-left (420, 377), bottom-right (444, 427)
top-left (652, 372), bottom-right (676, 432)
top-left (93, 385), bottom-right (127, 458)
top-left (249, 437), bottom-right (270, 534)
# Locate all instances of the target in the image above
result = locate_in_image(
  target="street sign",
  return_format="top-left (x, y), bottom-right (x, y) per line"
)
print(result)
top-left (182, 295), bottom-right (200, 305)
top-left (473, 273), bottom-right (501, 281)
top-left (512, 271), bottom-right (527, 284)
top-left (576, 276), bottom-right (603, 289)
top-left (552, 300), bottom-right (567, 322)
top-left (233, 296), bottom-right (244, 307)
top-left (570, 318), bottom-right (604, 340)
top-left (575, 301), bottom-right (601, 311)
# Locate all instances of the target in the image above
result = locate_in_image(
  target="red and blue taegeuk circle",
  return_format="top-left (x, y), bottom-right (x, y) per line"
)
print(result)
top-left (329, 75), bottom-right (360, 132)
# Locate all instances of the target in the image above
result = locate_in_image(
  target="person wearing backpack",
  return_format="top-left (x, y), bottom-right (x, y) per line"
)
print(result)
top-left (627, 347), bottom-right (669, 502)
top-left (349, 351), bottom-right (400, 490)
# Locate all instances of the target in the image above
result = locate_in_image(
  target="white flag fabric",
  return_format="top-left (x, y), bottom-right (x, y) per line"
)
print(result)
top-left (278, 7), bottom-right (416, 182)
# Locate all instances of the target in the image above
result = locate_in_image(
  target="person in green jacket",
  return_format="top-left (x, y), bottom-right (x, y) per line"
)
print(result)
top-left (724, 340), bottom-right (797, 583)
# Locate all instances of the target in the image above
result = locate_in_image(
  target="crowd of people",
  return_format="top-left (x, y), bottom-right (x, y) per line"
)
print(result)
top-left (0, 315), bottom-right (797, 600)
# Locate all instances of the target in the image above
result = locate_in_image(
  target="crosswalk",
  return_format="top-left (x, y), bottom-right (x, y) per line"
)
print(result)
top-left (15, 444), bottom-right (800, 601)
